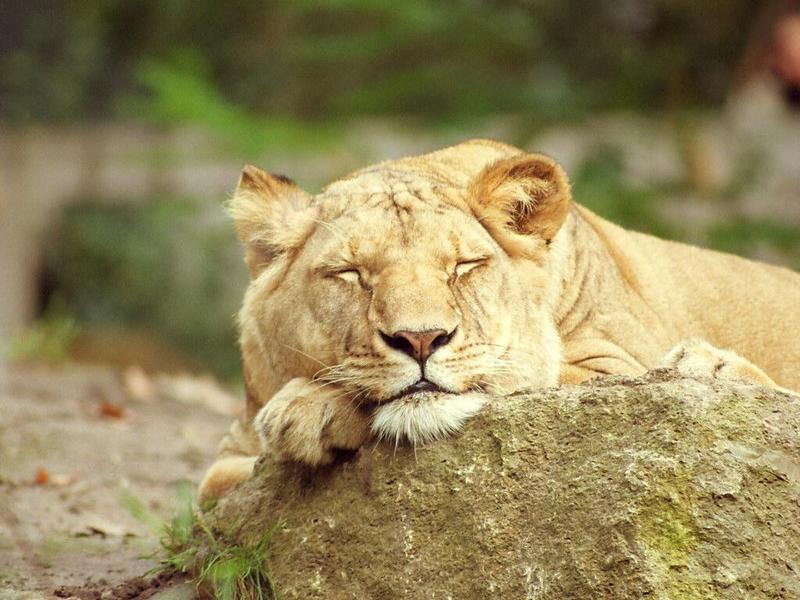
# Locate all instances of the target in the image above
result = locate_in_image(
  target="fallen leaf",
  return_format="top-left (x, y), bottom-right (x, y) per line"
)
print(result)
top-left (34, 466), bottom-right (49, 485)
top-left (100, 401), bottom-right (124, 419)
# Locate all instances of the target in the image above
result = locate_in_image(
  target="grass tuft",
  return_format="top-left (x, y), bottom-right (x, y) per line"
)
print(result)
top-left (122, 483), bottom-right (277, 599)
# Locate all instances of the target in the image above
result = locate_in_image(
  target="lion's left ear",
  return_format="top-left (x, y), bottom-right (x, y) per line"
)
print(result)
top-left (228, 165), bottom-right (316, 278)
top-left (467, 153), bottom-right (571, 256)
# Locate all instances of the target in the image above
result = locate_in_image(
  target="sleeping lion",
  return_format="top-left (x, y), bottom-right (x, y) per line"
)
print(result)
top-left (199, 139), bottom-right (800, 501)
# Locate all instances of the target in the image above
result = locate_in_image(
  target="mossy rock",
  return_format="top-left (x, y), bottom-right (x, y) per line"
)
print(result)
top-left (206, 371), bottom-right (800, 599)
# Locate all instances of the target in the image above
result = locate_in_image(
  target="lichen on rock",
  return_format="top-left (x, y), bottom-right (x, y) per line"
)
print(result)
top-left (205, 371), bottom-right (800, 599)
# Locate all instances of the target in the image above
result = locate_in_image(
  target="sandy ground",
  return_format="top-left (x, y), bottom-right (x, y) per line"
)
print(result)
top-left (0, 363), bottom-right (239, 599)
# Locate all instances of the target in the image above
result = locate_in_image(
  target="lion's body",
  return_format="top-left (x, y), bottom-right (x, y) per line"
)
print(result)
top-left (557, 205), bottom-right (800, 389)
top-left (199, 139), bottom-right (800, 501)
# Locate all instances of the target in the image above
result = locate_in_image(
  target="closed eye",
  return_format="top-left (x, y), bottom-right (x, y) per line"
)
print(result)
top-left (332, 269), bottom-right (361, 284)
top-left (328, 268), bottom-right (372, 290)
top-left (454, 257), bottom-right (488, 277)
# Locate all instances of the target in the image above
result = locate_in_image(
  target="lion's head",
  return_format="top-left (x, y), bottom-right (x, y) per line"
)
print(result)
top-left (230, 139), bottom-right (572, 445)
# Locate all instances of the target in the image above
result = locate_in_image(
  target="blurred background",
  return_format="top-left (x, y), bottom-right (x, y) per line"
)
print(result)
top-left (2, 0), bottom-right (800, 382)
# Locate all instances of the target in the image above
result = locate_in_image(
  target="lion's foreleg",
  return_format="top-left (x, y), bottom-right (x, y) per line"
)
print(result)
top-left (660, 338), bottom-right (794, 394)
top-left (254, 377), bottom-right (372, 466)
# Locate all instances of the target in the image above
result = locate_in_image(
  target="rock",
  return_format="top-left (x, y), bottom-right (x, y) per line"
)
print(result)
top-left (206, 371), bottom-right (800, 599)
top-left (147, 582), bottom-right (198, 600)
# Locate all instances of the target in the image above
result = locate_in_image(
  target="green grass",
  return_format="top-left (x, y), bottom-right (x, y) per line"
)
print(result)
top-left (7, 303), bottom-right (80, 364)
top-left (121, 483), bottom-right (277, 600)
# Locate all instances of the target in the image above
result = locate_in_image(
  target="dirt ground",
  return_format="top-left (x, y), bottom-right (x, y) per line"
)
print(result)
top-left (0, 362), bottom-right (239, 599)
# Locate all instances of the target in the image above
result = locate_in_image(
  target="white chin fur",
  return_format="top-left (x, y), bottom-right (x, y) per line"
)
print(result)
top-left (371, 391), bottom-right (488, 447)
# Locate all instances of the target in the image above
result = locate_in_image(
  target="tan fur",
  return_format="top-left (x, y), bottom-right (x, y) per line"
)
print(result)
top-left (254, 377), bottom-right (371, 464)
top-left (198, 139), bottom-right (800, 502)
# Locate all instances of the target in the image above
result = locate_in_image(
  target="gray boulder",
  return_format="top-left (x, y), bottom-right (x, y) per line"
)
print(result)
top-left (207, 371), bottom-right (800, 599)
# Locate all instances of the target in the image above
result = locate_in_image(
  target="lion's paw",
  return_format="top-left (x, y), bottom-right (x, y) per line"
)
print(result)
top-left (198, 455), bottom-right (258, 504)
top-left (255, 378), bottom-right (371, 466)
top-left (660, 339), bottom-right (777, 388)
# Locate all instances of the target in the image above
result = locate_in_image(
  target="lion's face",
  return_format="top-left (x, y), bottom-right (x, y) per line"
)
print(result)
top-left (232, 140), bottom-right (571, 443)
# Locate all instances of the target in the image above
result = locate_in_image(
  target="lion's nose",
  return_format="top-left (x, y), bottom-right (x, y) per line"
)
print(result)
top-left (380, 328), bottom-right (455, 364)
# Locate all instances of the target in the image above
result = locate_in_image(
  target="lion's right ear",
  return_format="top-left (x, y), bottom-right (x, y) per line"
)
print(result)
top-left (228, 165), bottom-right (316, 278)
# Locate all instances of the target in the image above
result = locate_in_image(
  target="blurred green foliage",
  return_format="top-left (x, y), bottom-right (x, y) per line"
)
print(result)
top-left (574, 146), bottom-right (800, 269)
top-left (46, 199), bottom-right (247, 378)
top-left (8, 302), bottom-right (81, 365)
top-left (708, 219), bottom-right (800, 263)
top-left (571, 146), bottom-right (679, 240)
top-left (125, 52), bottom-right (343, 154)
top-left (2, 0), bottom-right (761, 124)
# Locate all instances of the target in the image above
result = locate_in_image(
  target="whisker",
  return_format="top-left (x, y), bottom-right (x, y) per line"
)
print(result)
top-left (312, 362), bottom-right (346, 375)
top-left (470, 343), bottom-right (543, 360)
top-left (313, 377), bottom-right (362, 393)
top-left (281, 344), bottom-right (329, 368)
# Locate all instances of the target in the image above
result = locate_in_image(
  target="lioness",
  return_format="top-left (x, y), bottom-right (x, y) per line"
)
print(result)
top-left (199, 139), bottom-right (800, 501)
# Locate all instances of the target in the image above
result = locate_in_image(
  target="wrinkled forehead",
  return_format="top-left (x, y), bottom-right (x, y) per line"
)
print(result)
top-left (310, 171), bottom-right (493, 265)
top-left (317, 169), bottom-right (464, 214)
